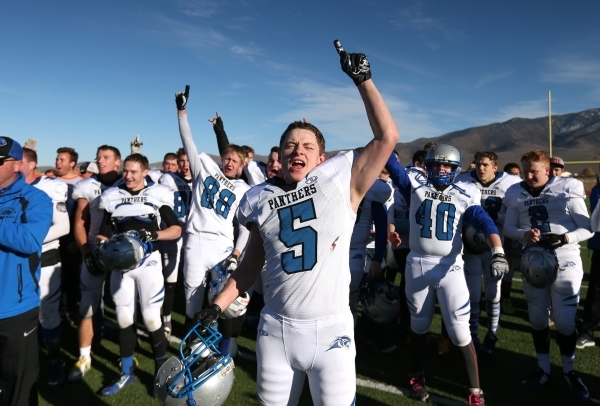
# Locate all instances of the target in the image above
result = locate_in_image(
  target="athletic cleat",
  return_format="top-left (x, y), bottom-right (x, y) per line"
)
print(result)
top-left (521, 368), bottom-right (550, 389)
top-left (47, 358), bottom-right (65, 388)
top-left (480, 332), bottom-right (498, 355)
top-left (68, 356), bottom-right (91, 382)
top-left (409, 374), bottom-right (429, 402)
top-left (502, 298), bottom-right (515, 315)
top-left (438, 336), bottom-right (451, 356)
top-left (163, 320), bottom-right (172, 342)
top-left (576, 334), bottom-right (595, 350)
top-left (100, 373), bottom-right (136, 396)
top-left (468, 388), bottom-right (485, 406)
top-left (563, 370), bottom-right (590, 402)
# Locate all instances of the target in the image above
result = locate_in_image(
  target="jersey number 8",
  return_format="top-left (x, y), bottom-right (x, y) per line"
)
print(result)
top-left (201, 176), bottom-right (236, 219)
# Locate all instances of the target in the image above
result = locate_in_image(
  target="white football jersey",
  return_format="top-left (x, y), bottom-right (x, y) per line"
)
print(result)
top-left (158, 172), bottom-right (193, 225)
top-left (238, 151), bottom-right (356, 320)
top-left (32, 176), bottom-right (69, 252)
top-left (186, 152), bottom-right (250, 241)
top-left (147, 169), bottom-right (164, 184)
top-left (408, 170), bottom-right (481, 257)
top-left (454, 171), bottom-right (521, 238)
top-left (243, 160), bottom-right (268, 186)
top-left (504, 177), bottom-right (592, 252)
top-left (72, 175), bottom-right (124, 249)
top-left (350, 178), bottom-right (393, 248)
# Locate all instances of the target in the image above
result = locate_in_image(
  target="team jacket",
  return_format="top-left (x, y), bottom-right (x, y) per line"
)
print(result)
top-left (0, 172), bottom-right (53, 319)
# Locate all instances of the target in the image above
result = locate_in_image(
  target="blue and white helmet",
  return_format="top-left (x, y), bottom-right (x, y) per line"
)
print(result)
top-left (424, 144), bottom-right (462, 186)
top-left (208, 266), bottom-right (250, 319)
top-left (360, 279), bottom-right (400, 324)
top-left (96, 231), bottom-right (152, 272)
top-left (155, 323), bottom-right (235, 406)
top-left (520, 244), bottom-right (559, 289)
top-left (463, 223), bottom-right (490, 254)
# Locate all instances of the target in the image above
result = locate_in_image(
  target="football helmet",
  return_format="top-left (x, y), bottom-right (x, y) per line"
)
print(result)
top-left (463, 223), bottom-right (490, 253)
top-left (96, 231), bottom-right (151, 272)
top-left (520, 244), bottom-right (559, 289)
top-left (424, 144), bottom-right (462, 186)
top-left (155, 323), bottom-right (235, 406)
top-left (360, 279), bottom-right (400, 324)
top-left (207, 265), bottom-right (250, 319)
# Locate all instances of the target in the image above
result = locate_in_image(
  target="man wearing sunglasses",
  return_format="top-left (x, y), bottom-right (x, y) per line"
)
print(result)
top-left (0, 137), bottom-right (53, 406)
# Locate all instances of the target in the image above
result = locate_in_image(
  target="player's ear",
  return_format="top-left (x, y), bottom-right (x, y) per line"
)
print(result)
top-left (318, 153), bottom-right (326, 163)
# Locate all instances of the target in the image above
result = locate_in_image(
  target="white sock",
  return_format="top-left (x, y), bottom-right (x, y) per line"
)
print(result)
top-left (80, 346), bottom-right (92, 360)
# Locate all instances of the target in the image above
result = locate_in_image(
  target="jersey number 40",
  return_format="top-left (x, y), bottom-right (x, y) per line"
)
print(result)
top-left (415, 200), bottom-right (456, 240)
top-left (201, 176), bottom-right (236, 219)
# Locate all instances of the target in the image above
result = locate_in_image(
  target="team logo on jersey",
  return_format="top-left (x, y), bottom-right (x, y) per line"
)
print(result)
top-left (450, 265), bottom-right (462, 272)
top-left (326, 336), bottom-right (352, 351)
top-left (305, 176), bottom-right (318, 184)
top-left (562, 261), bottom-right (576, 268)
top-left (0, 207), bottom-right (15, 218)
top-left (259, 329), bottom-right (269, 336)
top-left (352, 253), bottom-right (363, 260)
top-left (147, 260), bottom-right (158, 267)
top-left (56, 202), bottom-right (67, 213)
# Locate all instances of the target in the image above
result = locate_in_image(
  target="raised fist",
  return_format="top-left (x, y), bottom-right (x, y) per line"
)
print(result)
top-left (175, 85), bottom-right (190, 110)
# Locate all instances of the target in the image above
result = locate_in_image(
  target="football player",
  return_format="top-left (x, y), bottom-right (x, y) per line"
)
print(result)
top-left (455, 151), bottom-right (521, 354)
top-left (176, 92), bottom-right (251, 335)
top-left (504, 150), bottom-right (593, 402)
top-left (97, 153), bottom-right (181, 396)
top-left (147, 152), bottom-right (178, 183)
top-left (194, 40), bottom-right (399, 406)
top-left (158, 148), bottom-right (193, 341)
top-left (68, 145), bottom-right (123, 382)
top-left (21, 148), bottom-right (70, 387)
top-left (386, 144), bottom-right (508, 405)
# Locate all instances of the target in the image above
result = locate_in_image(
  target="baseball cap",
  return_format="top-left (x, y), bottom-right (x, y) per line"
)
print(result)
top-left (549, 157), bottom-right (564, 167)
top-left (80, 161), bottom-right (99, 174)
top-left (0, 137), bottom-right (24, 160)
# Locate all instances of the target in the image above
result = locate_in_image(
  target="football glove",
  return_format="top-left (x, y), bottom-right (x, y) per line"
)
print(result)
top-left (175, 85), bottom-right (190, 110)
top-left (334, 39), bottom-right (371, 86)
top-left (193, 304), bottom-right (222, 332)
top-left (130, 135), bottom-right (143, 154)
top-left (490, 253), bottom-right (509, 278)
top-left (136, 229), bottom-right (158, 243)
top-left (222, 254), bottom-right (238, 273)
top-left (84, 252), bottom-right (105, 277)
top-left (540, 233), bottom-right (567, 250)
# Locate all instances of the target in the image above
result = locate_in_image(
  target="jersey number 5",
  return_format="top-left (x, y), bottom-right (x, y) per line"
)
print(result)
top-left (415, 200), bottom-right (456, 240)
top-left (201, 176), bottom-right (236, 219)
top-left (278, 199), bottom-right (317, 274)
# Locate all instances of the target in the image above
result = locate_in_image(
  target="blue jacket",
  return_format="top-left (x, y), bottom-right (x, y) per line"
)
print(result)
top-left (588, 183), bottom-right (600, 250)
top-left (0, 172), bottom-right (53, 319)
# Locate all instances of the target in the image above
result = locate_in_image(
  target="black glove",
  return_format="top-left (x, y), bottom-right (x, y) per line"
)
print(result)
top-left (175, 85), bottom-right (190, 110)
top-left (193, 304), bottom-right (222, 330)
top-left (490, 253), bottom-right (509, 278)
top-left (84, 253), bottom-right (105, 277)
top-left (334, 39), bottom-right (371, 86)
top-left (222, 253), bottom-right (238, 273)
top-left (136, 229), bottom-right (158, 243)
top-left (540, 233), bottom-right (567, 250)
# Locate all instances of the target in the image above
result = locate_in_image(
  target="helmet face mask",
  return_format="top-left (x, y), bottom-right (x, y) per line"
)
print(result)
top-left (359, 278), bottom-right (400, 324)
top-left (155, 323), bottom-right (235, 406)
top-left (424, 144), bottom-right (462, 186)
top-left (520, 244), bottom-right (559, 289)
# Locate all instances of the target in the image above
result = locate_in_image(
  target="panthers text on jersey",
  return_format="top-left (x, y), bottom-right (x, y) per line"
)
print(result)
top-left (72, 175), bottom-right (124, 249)
top-left (408, 170), bottom-right (482, 257)
top-left (504, 177), bottom-right (593, 252)
top-left (158, 172), bottom-right (193, 225)
top-left (238, 151), bottom-right (356, 320)
top-left (32, 176), bottom-right (69, 252)
top-left (454, 171), bottom-right (522, 239)
top-left (99, 182), bottom-right (174, 234)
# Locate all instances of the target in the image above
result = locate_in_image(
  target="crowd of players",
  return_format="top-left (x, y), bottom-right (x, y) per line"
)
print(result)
top-left (1, 40), bottom-right (599, 406)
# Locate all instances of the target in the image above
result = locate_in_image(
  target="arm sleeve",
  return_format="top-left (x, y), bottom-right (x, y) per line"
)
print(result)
top-left (212, 117), bottom-right (230, 156)
top-left (0, 194), bottom-right (53, 255)
top-left (371, 201), bottom-right (388, 263)
top-left (243, 161), bottom-right (267, 186)
top-left (464, 205), bottom-right (499, 237)
top-left (234, 223), bottom-right (251, 254)
top-left (384, 153), bottom-right (411, 204)
top-left (564, 197), bottom-right (593, 243)
top-left (159, 205), bottom-right (180, 228)
top-left (44, 203), bottom-right (70, 243)
top-left (178, 114), bottom-right (203, 180)
top-left (98, 210), bottom-right (113, 239)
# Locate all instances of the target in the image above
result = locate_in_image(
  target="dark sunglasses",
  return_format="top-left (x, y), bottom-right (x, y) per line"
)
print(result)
top-left (0, 158), bottom-right (16, 166)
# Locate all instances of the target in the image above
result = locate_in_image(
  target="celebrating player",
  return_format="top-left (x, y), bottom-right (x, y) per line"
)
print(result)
top-left (194, 39), bottom-right (399, 406)
top-left (96, 153), bottom-right (181, 396)
top-left (504, 150), bottom-right (592, 402)
top-left (386, 144), bottom-right (508, 405)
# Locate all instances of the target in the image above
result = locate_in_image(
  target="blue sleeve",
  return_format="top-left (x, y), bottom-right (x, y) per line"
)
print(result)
top-left (371, 202), bottom-right (388, 263)
top-left (0, 192), bottom-right (53, 255)
top-left (591, 184), bottom-right (600, 213)
top-left (384, 152), bottom-right (411, 205)
top-left (464, 205), bottom-right (499, 237)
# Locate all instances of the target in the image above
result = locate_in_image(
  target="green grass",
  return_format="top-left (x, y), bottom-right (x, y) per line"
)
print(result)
top-left (39, 248), bottom-right (600, 405)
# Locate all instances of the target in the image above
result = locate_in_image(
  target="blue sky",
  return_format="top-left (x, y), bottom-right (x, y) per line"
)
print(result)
top-left (2, 1), bottom-right (600, 166)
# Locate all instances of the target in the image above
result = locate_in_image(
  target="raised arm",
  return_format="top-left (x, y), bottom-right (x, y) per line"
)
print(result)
top-left (208, 112), bottom-right (230, 156)
top-left (176, 85), bottom-right (203, 180)
top-left (334, 40), bottom-right (400, 211)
